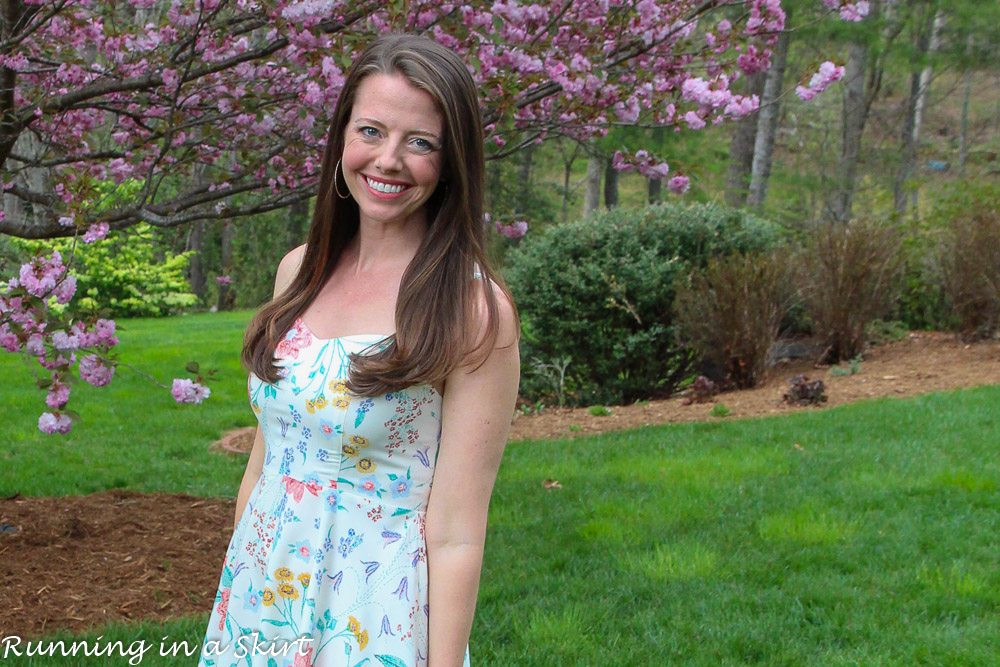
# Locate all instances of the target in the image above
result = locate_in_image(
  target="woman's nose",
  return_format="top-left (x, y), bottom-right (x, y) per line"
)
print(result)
top-left (376, 140), bottom-right (404, 172)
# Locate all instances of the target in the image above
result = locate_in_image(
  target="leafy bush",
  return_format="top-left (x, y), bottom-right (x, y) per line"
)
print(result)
top-left (783, 374), bottom-right (827, 406)
top-left (675, 252), bottom-right (793, 389)
top-left (13, 223), bottom-right (198, 317)
top-left (799, 219), bottom-right (903, 364)
top-left (936, 189), bottom-right (1000, 341)
top-left (505, 202), bottom-right (783, 405)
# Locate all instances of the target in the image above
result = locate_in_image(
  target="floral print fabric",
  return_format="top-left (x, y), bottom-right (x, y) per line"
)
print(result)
top-left (200, 318), bottom-right (470, 667)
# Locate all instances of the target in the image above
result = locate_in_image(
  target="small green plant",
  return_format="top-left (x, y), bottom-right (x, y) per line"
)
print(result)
top-left (568, 424), bottom-right (582, 432)
top-left (830, 354), bottom-right (863, 377)
top-left (588, 405), bottom-right (612, 417)
top-left (518, 400), bottom-right (545, 416)
top-left (710, 403), bottom-right (731, 418)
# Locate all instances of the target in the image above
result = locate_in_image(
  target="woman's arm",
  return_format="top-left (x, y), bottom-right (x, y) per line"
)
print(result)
top-left (232, 244), bottom-right (306, 529)
top-left (425, 289), bottom-right (520, 666)
top-left (233, 425), bottom-right (265, 529)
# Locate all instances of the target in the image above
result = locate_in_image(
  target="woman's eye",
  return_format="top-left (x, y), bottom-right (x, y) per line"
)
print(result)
top-left (359, 126), bottom-right (380, 138)
top-left (411, 137), bottom-right (435, 152)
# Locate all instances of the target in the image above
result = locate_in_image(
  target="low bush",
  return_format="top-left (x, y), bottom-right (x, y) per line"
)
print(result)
top-left (675, 252), bottom-right (793, 389)
top-left (938, 207), bottom-right (1000, 342)
top-left (12, 223), bottom-right (197, 318)
top-left (799, 219), bottom-right (903, 364)
top-left (505, 202), bottom-right (783, 405)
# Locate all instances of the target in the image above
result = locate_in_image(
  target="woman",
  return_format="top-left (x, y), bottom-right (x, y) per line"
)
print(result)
top-left (199, 34), bottom-right (519, 667)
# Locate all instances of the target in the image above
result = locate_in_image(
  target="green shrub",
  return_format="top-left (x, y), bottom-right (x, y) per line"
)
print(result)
top-left (675, 252), bottom-right (793, 389)
top-left (799, 219), bottom-right (903, 364)
top-left (505, 202), bottom-right (783, 405)
top-left (13, 223), bottom-right (198, 318)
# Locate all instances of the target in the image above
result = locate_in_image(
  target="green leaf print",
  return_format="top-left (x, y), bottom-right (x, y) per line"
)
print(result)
top-left (390, 507), bottom-right (411, 517)
top-left (376, 655), bottom-right (409, 667)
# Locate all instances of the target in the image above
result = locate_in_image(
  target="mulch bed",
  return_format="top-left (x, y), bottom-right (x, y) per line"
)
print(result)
top-left (0, 491), bottom-right (232, 638)
top-left (2, 332), bottom-right (999, 639)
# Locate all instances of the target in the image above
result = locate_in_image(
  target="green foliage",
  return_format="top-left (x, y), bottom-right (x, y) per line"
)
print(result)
top-left (506, 202), bottom-right (783, 405)
top-left (933, 181), bottom-right (1000, 341)
top-left (709, 402), bottom-right (731, 418)
top-left (13, 223), bottom-right (197, 318)
top-left (587, 405), bottom-right (612, 417)
top-left (799, 218), bottom-right (903, 364)
top-left (675, 252), bottom-right (794, 389)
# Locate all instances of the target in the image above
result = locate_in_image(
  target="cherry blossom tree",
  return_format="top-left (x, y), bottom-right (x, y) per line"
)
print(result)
top-left (0, 0), bottom-right (867, 432)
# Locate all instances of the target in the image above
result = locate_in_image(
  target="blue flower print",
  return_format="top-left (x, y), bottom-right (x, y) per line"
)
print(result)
top-left (241, 584), bottom-right (263, 612)
top-left (318, 419), bottom-right (338, 438)
top-left (389, 477), bottom-right (411, 499)
top-left (323, 488), bottom-right (341, 511)
top-left (288, 539), bottom-right (312, 562)
top-left (338, 529), bottom-right (363, 558)
top-left (357, 475), bottom-right (379, 497)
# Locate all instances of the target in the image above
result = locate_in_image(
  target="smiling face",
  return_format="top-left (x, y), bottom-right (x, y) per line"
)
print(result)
top-left (341, 72), bottom-right (445, 230)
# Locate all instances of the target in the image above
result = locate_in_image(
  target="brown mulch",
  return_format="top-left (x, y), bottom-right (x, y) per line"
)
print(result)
top-left (2, 331), bottom-right (999, 639)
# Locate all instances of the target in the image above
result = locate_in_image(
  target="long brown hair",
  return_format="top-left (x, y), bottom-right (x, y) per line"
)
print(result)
top-left (243, 33), bottom-right (515, 395)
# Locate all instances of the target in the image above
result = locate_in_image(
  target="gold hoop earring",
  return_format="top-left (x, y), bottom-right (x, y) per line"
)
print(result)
top-left (333, 159), bottom-right (351, 200)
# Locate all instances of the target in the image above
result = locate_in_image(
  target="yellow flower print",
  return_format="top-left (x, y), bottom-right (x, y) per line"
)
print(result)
top-left (305, 399), bottom-right (317, 414)
top-left (298, 572), bottom-right (311, 588)
top-left (356, 458), bottom-right (376, 473)
top-left (348, 616), bottom-right (360, 634)
top-left (349, 435), bottom-right (369, 448)
top-left (313, 396), bottom-right (328, 410)
top-left (277, 583), bottom-right (298, 600)
top-left (329, 380), bottom-right (349, 395)
top-left (342, 444), bottom-right (359, 457)
top-left (262, 588), bottom-right (275, 606)
top-left (357, 629), bottom-right (369, 650)
top-left (274, 567), bottom-right (294, 582)
top-left (333, 396), bottom-right (350, 409)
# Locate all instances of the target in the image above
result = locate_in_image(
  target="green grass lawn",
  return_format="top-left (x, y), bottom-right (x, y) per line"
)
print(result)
top-left (2, 315), bottom-right (998, 665)
top-left (0, 309), bottom-right (258, 497)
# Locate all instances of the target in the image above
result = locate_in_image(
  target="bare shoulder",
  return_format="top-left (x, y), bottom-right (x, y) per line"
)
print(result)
top-left (466, 279), bottom-right (519, 361)
top-left (273, 243), bottom-right (307, 299)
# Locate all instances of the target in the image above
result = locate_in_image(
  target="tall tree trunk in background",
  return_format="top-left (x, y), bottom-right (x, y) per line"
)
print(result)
top-left (827, 40), bottom-right (870, 224)
top-left (958, 35), bottom-right (974, 174)
top-left (286, 199), bottom-right (309, 250)
top-left (724, 72), bottom-right (766, 207)
top-left (561, 143), bottom-right (578, 223)
top-left (747, 29), bottom-right (790, 208)
top-left (217, 220), bottom-right (235, 311)
top-left (894, 8), bottom-right (943, 216)
top-left (603, 156), bottom-right (619, 208)
top-left (186, 221), bottom-right (206, 301)
top-left (583, 153), bottom-right (601, 217)
top-left (647, 126), bottom-right (664, 204)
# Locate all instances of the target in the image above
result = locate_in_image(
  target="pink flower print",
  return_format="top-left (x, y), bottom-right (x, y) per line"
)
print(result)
top-left (358, 476), bottom-right (378, 497)
top-left (283, 475), bottom-right (322, 502)
top-left (293, 645), bottom-right (314, 667)
top-left (275, 318), bottom-right (312, 360)
top-left (216, 587), bottom-right (230, 631)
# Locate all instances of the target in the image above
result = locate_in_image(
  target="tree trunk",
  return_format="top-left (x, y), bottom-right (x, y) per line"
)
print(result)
top-left (724, 72), bottom-right (766, 207)
top-left (827, 40), bottom-right (870, 224)
top-left (958, 36), bottom-right (974, 175)
top-left (603, 155), bottom-right (619, 208)
top-left (647, 126), bottom-right (664, 204)
top-left (286, 199), bottom-right (309, 250)
top-left (747, 29), bottom-right (790, 208)
top-left (583, 154), bottom-right (602, 217)
top-left (894, 9), bottom-right (943, 216)
top-left (186, 221), bottom-right (206, 301)
top-left (217, 220), bottom-right (235, 311)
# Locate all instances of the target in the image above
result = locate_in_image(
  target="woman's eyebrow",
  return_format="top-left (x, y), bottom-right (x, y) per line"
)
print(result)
top-left (353, 117), bottom-right (440, 140)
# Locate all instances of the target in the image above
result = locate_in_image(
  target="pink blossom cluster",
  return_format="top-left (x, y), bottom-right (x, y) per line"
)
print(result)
top-left (796, 61), bottom-right (847, 101)
top-left (216, 275), bottom-right (233, 286)
top-left (171, 378), bottom-right (211, 405)
top-left (822, 0), bottom-right (870, 22)
top-left (496, 220), bottom-right (529, 240)
top-left (2, 251), bottom-right (121, 433)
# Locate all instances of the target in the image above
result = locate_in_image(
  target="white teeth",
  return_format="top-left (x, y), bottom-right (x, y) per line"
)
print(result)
top-left (366, 177), bottom-right (404, 194)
